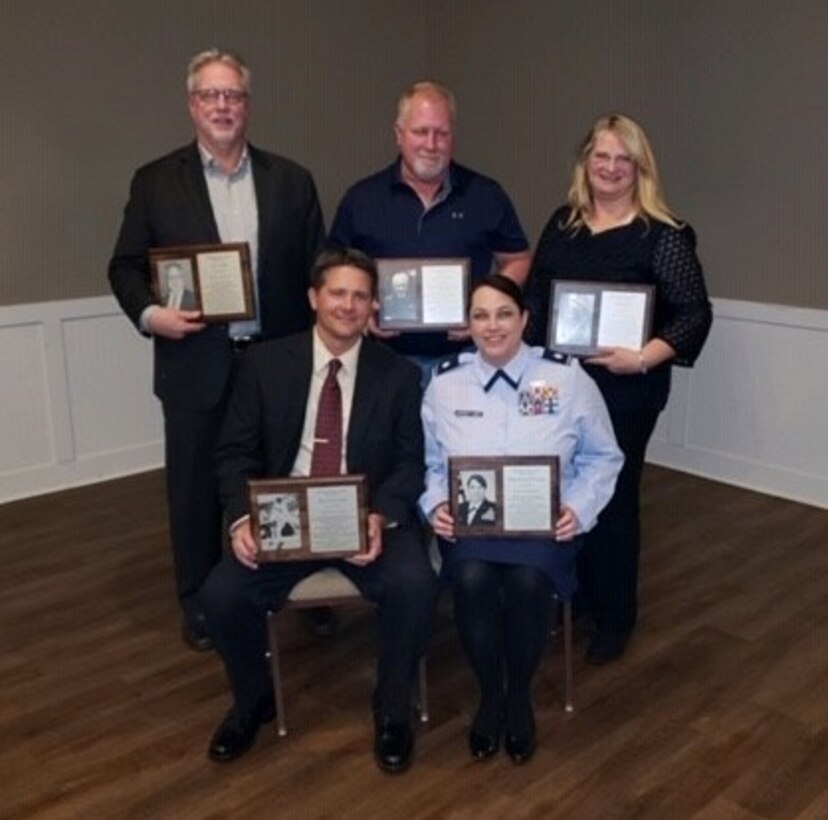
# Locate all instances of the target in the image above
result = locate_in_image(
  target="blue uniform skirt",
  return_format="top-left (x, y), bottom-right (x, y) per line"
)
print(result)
top-left (439, 536), bottom-right (583, 599)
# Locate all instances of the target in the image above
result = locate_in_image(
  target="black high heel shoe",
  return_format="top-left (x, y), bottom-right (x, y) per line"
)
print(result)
top-left (468, 700), bottom-right (503, 760)
top-left (504, 695), bottom-right (536, 765)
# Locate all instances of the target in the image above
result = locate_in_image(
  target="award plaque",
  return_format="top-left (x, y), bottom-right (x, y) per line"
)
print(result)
top-left (547, 280), bottom-right (655, 356)
top-left (248, 475), bottom-right (368, 562)
top-left (449, 456), bottom-right (560, 539)
top-left (150, 242), bottom-right (255, 323)
top-left (376, 257), bottom-right (469, 331)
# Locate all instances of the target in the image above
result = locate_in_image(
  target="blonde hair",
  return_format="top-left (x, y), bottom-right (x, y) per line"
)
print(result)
top-left (186, 48), bottom-right (251, 93)
top-left (396, 80), bottom-right (456, 127)
top-left (565, 114), bottom-right (680, 230)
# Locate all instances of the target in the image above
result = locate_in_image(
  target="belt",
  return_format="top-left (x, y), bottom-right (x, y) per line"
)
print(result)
top-left (230, 335), bottom-right (261, 352)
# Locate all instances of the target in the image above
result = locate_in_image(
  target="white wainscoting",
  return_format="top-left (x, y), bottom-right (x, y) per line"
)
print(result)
top-left (649, 298), bottom-right (828, 509)
top-left (0, 296), bottom-right (826, 509)
top-left (0, 296), bottom-right (163, 504)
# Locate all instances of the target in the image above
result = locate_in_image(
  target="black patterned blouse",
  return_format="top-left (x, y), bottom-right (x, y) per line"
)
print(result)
top-left (524, 206), bottom-right (713, 412)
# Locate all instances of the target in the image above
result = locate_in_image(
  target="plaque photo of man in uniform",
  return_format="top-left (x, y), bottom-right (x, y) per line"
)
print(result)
top-left (457, 471), bottom-right (497, 526)
top-left (381, 269), bottom-right (420, 324)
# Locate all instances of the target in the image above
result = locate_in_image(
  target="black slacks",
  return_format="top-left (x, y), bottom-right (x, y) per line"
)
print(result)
top-left (577, 407), bottom-right (660, 634)
top-left (162, 400), bottom-right (228, 603)
top-left (199, 526), bottom-right (439, 722)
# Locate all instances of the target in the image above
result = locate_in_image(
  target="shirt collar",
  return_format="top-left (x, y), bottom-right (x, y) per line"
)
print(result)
top-left (312, 327), bottom-right (362, 378)
top-left (390, 158), bottom-right (455, 199)
top-left (198, 143), bottom-right (251, 178)
top-left (473, 343), bottom-right (531, 391)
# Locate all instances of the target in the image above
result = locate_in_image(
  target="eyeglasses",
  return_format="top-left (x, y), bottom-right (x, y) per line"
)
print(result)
top-left (590, 151), bottom-right (635, 169)
top-left (191, 88), bottom-right (248, 105)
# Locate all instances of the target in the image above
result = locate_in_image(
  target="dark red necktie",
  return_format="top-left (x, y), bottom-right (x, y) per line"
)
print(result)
top-left (310, 359), bottom-right (343, 476)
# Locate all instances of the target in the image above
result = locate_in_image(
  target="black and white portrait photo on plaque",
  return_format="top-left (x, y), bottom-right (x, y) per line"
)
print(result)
top-left (456, 470), bottom-right (497, 526)
top-left (381, 268), bottom-right (419, 323)
top-left (555, 290), bottom-right (595, 347)
top-left (159, 258), bottom-right (197, 310)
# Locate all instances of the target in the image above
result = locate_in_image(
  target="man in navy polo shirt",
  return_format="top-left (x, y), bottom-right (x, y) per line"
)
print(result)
top-left (329, 80), bottom-right (531, 375)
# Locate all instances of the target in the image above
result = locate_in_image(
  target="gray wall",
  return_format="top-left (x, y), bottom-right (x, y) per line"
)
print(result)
top-left (0, 0), bottom-right (428, 304)
top-left (433, 0), bottom-right (828, 309)
top-left (2, 0), bottom-right (827, 309)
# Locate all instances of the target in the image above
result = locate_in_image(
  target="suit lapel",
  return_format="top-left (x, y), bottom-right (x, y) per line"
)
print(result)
top-left (346, 343), bottom-right (382, 471)
top-left (260, 333), bottom-right (314, 475)
top-left (251, 146), bottom-right (272, 272)
top-left (281, 335), bottom-right (314, 456)
top-left (178, 143), bottom-right (220, 241)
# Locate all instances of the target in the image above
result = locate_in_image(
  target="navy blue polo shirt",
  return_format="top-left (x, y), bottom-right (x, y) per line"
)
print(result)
top-left (329, 160), bottom-right (529, 357)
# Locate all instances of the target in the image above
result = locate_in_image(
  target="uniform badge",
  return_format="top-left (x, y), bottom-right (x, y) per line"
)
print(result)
top-left (518, 381), bottom-right (559, 415)
top-left (436, 354), bottom-right (461, 375)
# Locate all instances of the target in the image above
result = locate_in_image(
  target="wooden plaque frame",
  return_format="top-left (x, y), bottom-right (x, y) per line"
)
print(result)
top-left (248, 474), bottom-right (368, 562)
top-left (449, 456), bottom-right (560, 539)
top-left (376, 257), bottom-right (470, 331)
top-left (150, 242), bottom-right (255, 323)
top-left (547, 279), bottom-right (655, 356)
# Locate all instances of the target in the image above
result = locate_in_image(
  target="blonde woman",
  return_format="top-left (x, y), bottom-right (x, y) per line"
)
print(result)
top-left (524, 114), bottom-right (712, 664)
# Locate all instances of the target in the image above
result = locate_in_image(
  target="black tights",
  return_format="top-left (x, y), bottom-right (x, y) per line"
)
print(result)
top-left (451, 560), bottom-right (552, 731)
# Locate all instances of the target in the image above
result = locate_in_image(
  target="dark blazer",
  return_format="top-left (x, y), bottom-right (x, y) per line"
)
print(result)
top-left (216, 331), bottom-right (424, 529)
top-left (108, 142), bottom-right (325, 410)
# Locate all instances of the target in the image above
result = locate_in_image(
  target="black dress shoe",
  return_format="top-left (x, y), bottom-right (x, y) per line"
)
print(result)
top-left (585, 630), bottom-right (630, 665)
top-left (374, 718), bottom-right (413, 774)
top-left (504, 696), bottom-right (536, 765)
top-left (181, 611), bottom-right (212, 652)
top-left (208, 698), bottom-right (275, 763)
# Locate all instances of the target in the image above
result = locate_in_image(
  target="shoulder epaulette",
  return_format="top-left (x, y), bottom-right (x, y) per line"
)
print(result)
top-left (436, 354), bottom-right (462, 375)
top-left (542, 349), bottom-right (572, 366)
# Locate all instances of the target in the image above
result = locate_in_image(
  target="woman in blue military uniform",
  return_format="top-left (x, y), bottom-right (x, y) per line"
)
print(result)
top-left (420, 275), bottom-right (623, 763)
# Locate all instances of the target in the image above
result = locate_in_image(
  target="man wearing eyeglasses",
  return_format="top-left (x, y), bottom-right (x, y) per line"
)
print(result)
top-left (109, 49), bottom-right (324, 653)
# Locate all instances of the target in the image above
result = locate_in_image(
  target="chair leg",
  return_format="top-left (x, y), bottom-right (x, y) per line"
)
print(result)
top-left (266, 611), bottom-right (288, 736)
top-left (562, 598), bottom-right (574, 713)
top-left (417, 656), bottom-right (429, 723)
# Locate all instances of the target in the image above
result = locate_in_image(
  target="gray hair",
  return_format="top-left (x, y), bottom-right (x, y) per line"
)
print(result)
top-left (186, 48), bottom-right (251, 93)
top-left (396, 80), bottom-right (456, 127)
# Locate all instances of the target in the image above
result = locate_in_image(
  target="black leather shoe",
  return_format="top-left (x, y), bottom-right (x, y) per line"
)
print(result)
top-left (585, 630), bottom-right (630, 665)
top-left (181, 611), bottom-right (212, 652)
top-left (208, 698), bottom-right (275, 763)
top-left (374, 718), bottom-right (413, 774)
top-left (505, 697), bottom-right (536, 765)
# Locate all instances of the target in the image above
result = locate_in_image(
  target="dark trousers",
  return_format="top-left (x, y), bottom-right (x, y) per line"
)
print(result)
top-left (199, 526), bottom-right (439, 722)
top-left (162, 400), bottom-right (227, 604)
top-left (577, 407), bottom-right (660, 634)
top-left (451, 561), bottom-right (553, 705)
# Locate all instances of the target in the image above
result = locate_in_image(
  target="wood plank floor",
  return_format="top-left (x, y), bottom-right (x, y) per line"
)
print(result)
top-left (1, 467), bottom-right (826, 820)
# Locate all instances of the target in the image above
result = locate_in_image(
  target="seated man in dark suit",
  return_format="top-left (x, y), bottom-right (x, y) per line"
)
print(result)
top-left (199, 248), bottom-right (439, 774)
